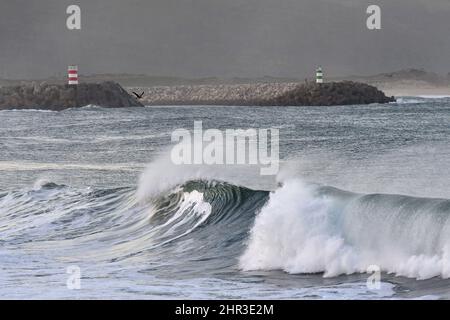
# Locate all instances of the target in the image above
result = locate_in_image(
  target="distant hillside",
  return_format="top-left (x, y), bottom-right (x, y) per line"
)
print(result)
top-left (344, 69), bottom-right (450, 96)
top-left (348, 68), bottom-right (447, 83)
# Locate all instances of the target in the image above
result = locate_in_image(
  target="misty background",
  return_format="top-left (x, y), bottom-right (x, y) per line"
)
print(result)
top-left (0, 0), bottom-right (449, 80)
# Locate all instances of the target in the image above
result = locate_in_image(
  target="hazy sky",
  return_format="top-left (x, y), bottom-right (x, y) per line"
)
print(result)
top-left (0, 0), bottom-right (449, 79)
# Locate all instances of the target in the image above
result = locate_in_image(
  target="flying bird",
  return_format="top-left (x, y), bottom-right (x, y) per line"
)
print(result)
top-left (132, 91), bottom-right (145, 99)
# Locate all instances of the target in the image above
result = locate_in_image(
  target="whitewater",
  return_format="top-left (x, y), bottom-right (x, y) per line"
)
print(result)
top-left (0, 97), bottom-right (449, 299)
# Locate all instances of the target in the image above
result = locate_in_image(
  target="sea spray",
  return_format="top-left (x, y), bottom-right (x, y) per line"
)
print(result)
top-left (239, 179), bottom-right (359, 277)
top-left (240, 178), bottom-right (450, 279)
top-left (136, 151), bottom-right (275, 203)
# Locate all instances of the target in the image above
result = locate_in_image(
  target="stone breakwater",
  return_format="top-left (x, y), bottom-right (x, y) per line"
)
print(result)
top-left (134, 81), bottom-right (395, 106)
top-left (0, 81), bottom-right (143, 110)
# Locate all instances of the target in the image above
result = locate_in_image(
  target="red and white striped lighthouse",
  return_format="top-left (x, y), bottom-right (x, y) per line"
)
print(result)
top-left (68, 65), bottom-right (78, 85)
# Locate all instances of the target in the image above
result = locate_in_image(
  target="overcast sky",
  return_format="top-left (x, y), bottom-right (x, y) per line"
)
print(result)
top-left (0, 0), bottom-right (449, 79)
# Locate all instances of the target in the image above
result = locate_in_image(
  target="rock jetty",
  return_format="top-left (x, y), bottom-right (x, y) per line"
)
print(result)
top-left (134, 81), bottom-right (395, 106)
top-left (0, 81), bottom-right (143, 111)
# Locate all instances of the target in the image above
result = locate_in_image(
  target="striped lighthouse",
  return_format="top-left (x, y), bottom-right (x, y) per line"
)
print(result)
top-left (68, 65), bottom-right (78, 85)
top-left (316, 66), bottom-right (323, 84)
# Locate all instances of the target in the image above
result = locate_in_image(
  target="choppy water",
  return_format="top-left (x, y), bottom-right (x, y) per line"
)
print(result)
top-left (1, 97), bottom-right (450, 299)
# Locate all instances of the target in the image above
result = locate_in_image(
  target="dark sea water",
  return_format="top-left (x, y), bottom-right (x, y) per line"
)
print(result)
top-left (1, 97), bottom-right (450, 299)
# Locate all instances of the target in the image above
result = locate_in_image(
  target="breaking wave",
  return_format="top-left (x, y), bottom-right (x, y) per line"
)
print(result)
top-left (1, 173), bottom-right (450, 280)
top-left (240, 179), bottom-right (450, 280)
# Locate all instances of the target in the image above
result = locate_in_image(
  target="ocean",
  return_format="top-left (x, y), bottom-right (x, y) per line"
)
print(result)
top-left (0, 97), bottom-right (449, 299)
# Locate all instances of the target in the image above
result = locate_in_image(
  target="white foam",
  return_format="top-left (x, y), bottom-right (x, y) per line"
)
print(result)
top-left (240, 178), bottom-right (450, 280)
top-left (395, 97), bottom-right (423, 104)
top-left (417, 95), bottom-right (450, 99)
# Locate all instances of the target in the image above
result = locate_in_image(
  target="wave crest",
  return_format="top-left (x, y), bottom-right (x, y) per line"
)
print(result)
top-left (240, 179), bottom-right (450, 279)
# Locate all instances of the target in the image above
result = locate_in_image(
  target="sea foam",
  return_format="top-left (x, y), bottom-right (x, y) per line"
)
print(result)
top-left (240, 178), bottom-right (450, 279)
